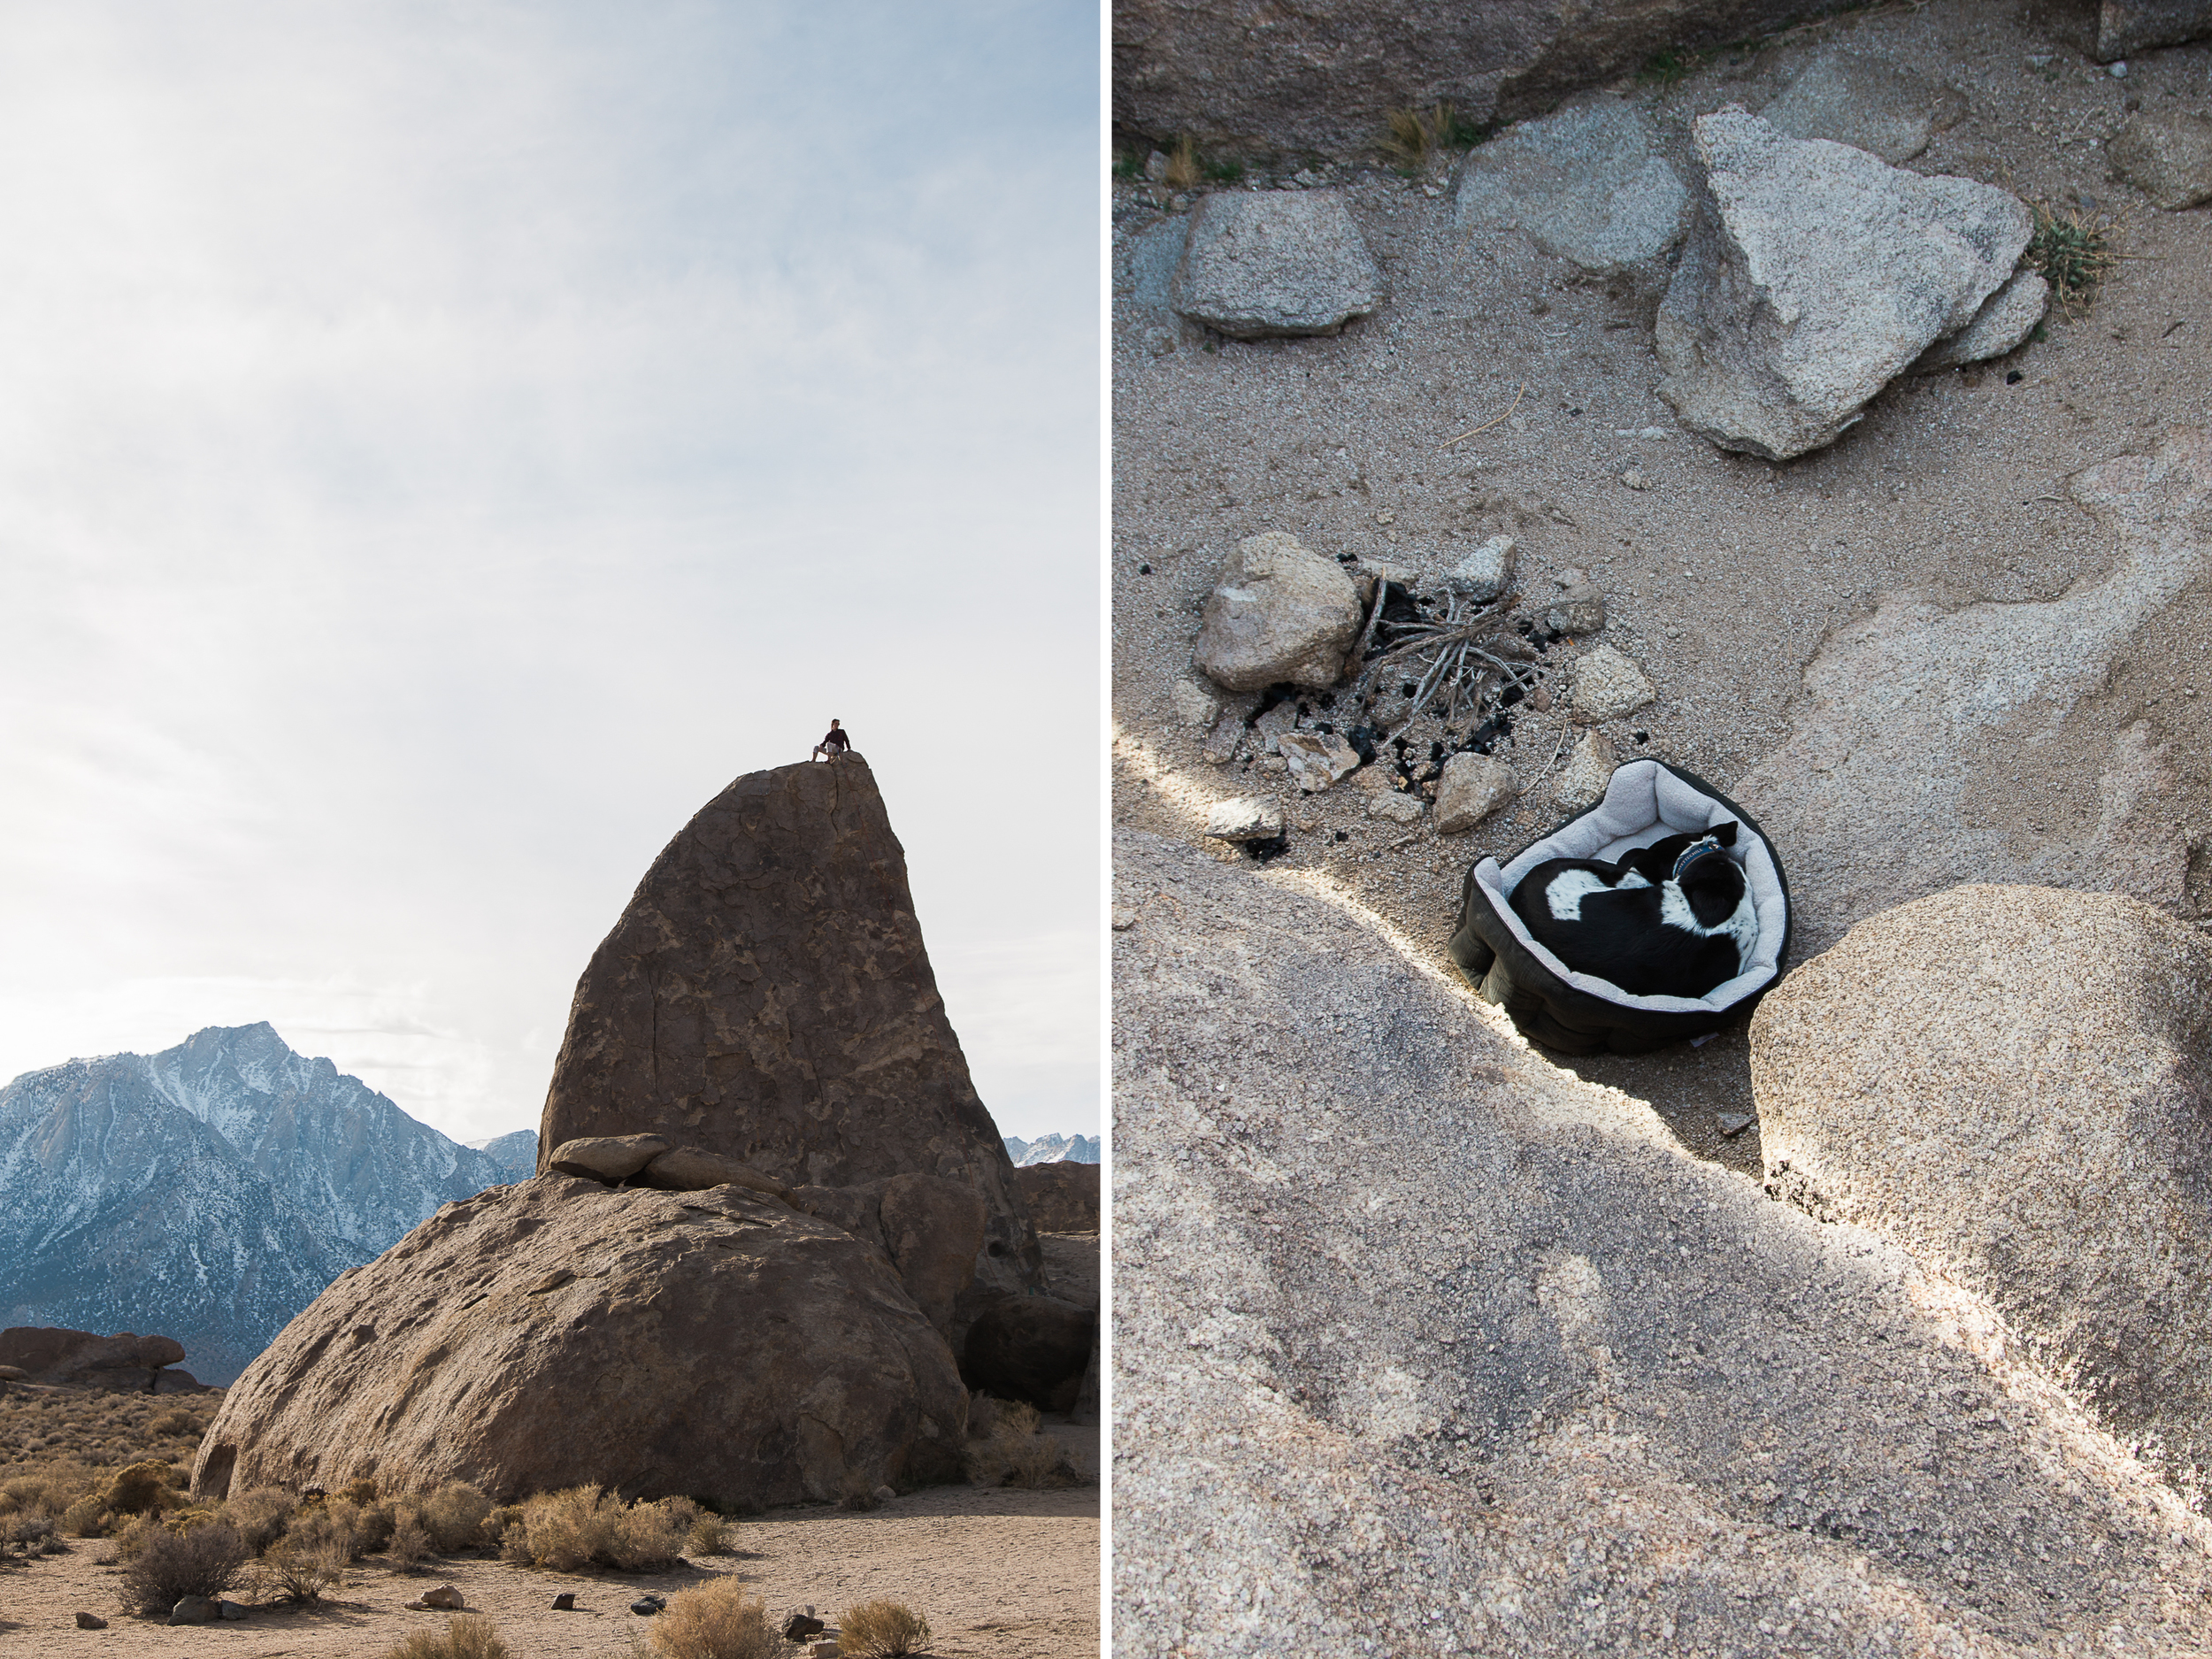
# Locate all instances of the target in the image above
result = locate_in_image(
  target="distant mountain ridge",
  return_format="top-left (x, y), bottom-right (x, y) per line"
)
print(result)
top-left (1003, 1133), bottom-right (1100, 1166)
top-left (0, 1024), bottom-right (515, 1384)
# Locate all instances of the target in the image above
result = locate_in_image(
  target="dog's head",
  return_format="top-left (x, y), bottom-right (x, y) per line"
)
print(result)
top-left (1671, 823), bottom-right (1746, 926)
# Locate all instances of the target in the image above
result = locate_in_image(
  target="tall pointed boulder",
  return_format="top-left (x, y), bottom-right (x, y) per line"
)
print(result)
top-left (538, 758), bottom-right (1041, 1310)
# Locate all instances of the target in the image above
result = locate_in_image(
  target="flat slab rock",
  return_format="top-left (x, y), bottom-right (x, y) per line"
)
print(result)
top-left (1655, 108), bottom-right (2031, 459)
top-left (536, 758), bottom-right (1038, 1320)
top-left (1758, 50), bottom-right (1965, 164)
top-left (1454, 99), bottom-right (1691, 276)
top-left (1112, 828), bottom-right (2212, 1654)
top-left (1170, 192), bottom-right (1383, 339)
top-left (1734, 426), bottom-right (2211, 955)
top-left (191, 1175), bottom-right (967, 1509)
top-left (1754, 884), bottom-right (2212, 1487)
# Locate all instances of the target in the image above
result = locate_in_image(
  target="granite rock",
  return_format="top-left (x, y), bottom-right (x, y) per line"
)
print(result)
top-left (1434, 753), bottom-right (1517, 834)
top-left (1455, 100), bottom-right (1692, 277)
top-left (1170, 192), bottom-right (1383, 339)
top-left (1655, 110), bottom-right (2032, 459)
top-left (1912, 270), bottom-right (2048, 370)
top-left (1194, 533), bottom-right (1363, 692)
top-left (1112, 827), bottom-right (2212, 1654)
top-left (1759, 50), bottom-right (1965, 164)
top-left (2108, 109), bottom-right (2212, 211)
top-left (536, 758), bottom-right (1039, 1327)
top-left (1571, 645), bottom-right (1656, 722)
top-left (1754, 885), bottom-right (2212, 1483)
top-left (192, 1176), bottom-right (967, 1508)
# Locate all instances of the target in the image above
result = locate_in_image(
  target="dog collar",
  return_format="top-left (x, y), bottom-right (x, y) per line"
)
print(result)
top-left (1671, 836), bottom-right (1727, 881)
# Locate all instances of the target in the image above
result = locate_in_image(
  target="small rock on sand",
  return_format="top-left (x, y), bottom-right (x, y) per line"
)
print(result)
top-left (1367, 791), bottom-right (1425, 825)
top-left (1171, 191), bottom-right (1384, 339)
top-left (74, 1612), bottom-right (106, 1630)
top-left (1435, 753), bottom-right (1517, 834)
top-left (1572, 645), bottom-right (1656, 722)
top-left (1194, 532), bottom-right (1364, 692)
top-left (1545, 569), bottom-right (1606, 636)
top-left (1171, 679), bottom-right (1221, 727)
top-left (1206, 797), bottom-right (1285, 841)
top-left (1554, 730), bottom-right (1617, 809)
top-left (1279, 730), bottom-right (1363, 793)
top-left (2108, 110), bottom-right (2212, 211)
top-left (1444, 535), bottom-right (1516, 601)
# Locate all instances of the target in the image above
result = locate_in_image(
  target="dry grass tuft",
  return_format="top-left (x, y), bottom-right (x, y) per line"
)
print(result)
top-left (498, 1486), bottom-right (687, 1573)
top-left (840, 1598), bottom-right (933, 1658)
top-left (382, 1613), bottom-right (511, 1659)
top-left (963, 1398), bottom-right (1076, 1490)
top-left (686, 1511), bottom-right (733, 1555)
top-left (1161, 136), bottom-right (1199, 191)
top-left (649, 1578), bottom-right (779, 1659)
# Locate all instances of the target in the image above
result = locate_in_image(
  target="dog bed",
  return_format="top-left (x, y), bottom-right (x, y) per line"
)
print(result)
top-left (1446, 758), bottom-right (1792, 1055)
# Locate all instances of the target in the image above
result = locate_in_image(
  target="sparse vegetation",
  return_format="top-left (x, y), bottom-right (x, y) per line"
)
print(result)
top-left (496, 1485), bottom-right (689, 1573)
top-left (649, 1578), bottom-right (779, 1659)
top-left (0, 1385), bottom-right (219, 1544)
top-left (118, 1517), bottom-right (250, 1614)
top-left (1639, 47), bottom-right (1701, 85)
top-left (1380, 103), bottom-right (1486, 168)
top-left (839, 1599), bottom-right (933, 1659)
top-left (686, 1511), bottom-right (733, 1555)
top-left (383, 1614), bottom-right (511, 1659)
top-left (962, 1397), bottom-right (1076, 1490)
top-left (1162, 135), bottom-right (1200, 191)
top-left (224, 1486), bottom-right (296, 1553)
top-left (2029, 204), bottom-right (2119, 312)
top-left (255, 1536), bottom-right (348, 1603)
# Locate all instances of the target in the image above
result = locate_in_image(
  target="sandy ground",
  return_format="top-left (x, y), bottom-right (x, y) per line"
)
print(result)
top-left (0, 1428), bottom-right (1097, 1659)
top-left (1112, 0), bottom-right (2212, 1165)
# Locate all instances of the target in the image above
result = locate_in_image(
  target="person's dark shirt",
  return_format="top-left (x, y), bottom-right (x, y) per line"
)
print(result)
top-left (821, 726), bottom-right (850, 751)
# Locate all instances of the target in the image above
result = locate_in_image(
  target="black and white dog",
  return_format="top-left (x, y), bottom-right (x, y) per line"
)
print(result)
top-left (1509, 823), bottom-right (1757, 998)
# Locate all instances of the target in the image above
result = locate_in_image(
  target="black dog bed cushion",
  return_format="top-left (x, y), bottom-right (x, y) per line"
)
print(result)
top-left (1447, 758), bottom-right (1792, 1055)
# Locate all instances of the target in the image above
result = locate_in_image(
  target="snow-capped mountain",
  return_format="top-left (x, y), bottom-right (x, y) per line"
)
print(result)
top-left (470, 1128), bottom-right (539, 1182)
top-left (0, 1024), bottom-right (512, 1384)
top-left (1003, 1133), bottom-right (1101, 1166)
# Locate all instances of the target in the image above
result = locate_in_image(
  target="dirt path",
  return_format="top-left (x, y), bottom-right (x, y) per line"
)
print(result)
top-left (0, 1456), bottom-right (1098, 1659)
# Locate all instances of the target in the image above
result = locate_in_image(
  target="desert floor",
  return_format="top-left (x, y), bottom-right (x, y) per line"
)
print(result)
top-left (0, 1425), bottom-right (1098, 1659)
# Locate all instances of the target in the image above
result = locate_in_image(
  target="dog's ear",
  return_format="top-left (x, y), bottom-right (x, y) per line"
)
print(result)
top-left (1711, 821), bottom-right (1740, 847)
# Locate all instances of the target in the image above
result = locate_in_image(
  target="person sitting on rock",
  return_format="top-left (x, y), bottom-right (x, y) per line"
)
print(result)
top-left (811, 719), bottom-right (851, 762)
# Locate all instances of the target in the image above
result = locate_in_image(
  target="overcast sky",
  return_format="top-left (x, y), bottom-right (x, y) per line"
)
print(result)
top-left (0, 3), bottom-right (1100, 1146)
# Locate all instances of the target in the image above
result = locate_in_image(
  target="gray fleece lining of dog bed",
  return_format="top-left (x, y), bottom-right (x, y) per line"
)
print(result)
top-left (1470, 759), bottom-right (1786, 1014)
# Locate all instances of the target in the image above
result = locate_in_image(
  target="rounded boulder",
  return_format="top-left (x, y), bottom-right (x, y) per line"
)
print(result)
top-left (192, 1175), bottom-right (967, 1508)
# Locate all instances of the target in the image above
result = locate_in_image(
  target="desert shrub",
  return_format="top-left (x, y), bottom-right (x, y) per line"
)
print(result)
top-left (649, 1578), bottom-right (777, 1659)
top-left (257, 1537), bottom-right (348, 1603)
top-left (148, 1409), bottom-right (198, 1439)
top-left (288, 1498), bottom-right (364, 1561)
top-left (60, 1494), bottom-right (106, 1537)
top-left (118, 1518), bottom-right (249, 1614)
top-left (388, 1507), bottom-right (433, 1569)
top-left (686, 1512), bottom-right (733, 1555)
top-left (104, 1459), bottom-right (174, 1517)
top-left (2, 1461), bottom-right (96, 1517)
top-left (481, 1504), bottom-right (523, 1545)
top-left (383, 1614), bottom-right (511, 1659)
top-left (420, 1480), bottom-right (492, 1553)
top-left (223, 1486), bottom-right (296, 1553)
top-left (838, 1471), bottom-right (881, 1512)
top-left (840, 1600), bottom-right (933, 1659)
top-left (342, 1477), bottom-right (380, 1505)
top-left (501, 1486), bottom-right (687, 1573)
top-left (963, 1399), bottom-right (1075, 1490)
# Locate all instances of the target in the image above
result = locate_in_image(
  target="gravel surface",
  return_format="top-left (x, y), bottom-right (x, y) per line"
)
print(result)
top-left (1112, 0), bottom-right (2212, 1147)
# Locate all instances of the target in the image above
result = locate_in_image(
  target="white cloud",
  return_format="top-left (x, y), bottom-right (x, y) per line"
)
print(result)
top-left (0, 1), bottom-right (1100, 1145)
